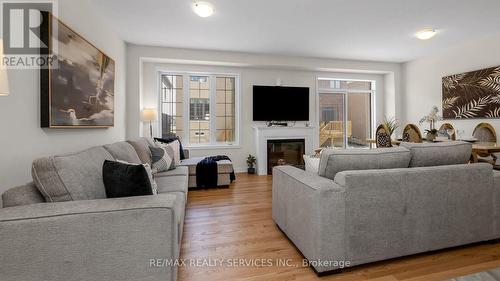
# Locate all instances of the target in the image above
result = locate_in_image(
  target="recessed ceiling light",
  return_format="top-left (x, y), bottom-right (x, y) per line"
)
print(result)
top-left (415, 28), bottom-right (438, 40)
top-left (193, 1), bottom-right (215, 18)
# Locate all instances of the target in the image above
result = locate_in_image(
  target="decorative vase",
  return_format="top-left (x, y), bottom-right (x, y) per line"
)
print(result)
top-left (426, 132), bottom-right (437, 141)
top-left (247, 167), bottom-right (255, 174)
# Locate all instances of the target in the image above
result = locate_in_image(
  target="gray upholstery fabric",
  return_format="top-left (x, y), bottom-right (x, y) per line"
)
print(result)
top-left (2, 182), bottom-right (44, 208)
top-left (1, 138), bottom-right (190, 281)
top-left (272, 166), bottom-right (345, 273)
top-left (400, 141), bottom-right (472, 167)
top-left (155, 166), bottom-right (189, 178)
top-left (156, 175), bottom-right (189, 204)
top-left (494, 170), bottom-right (500, 238)
top-left (103, 141), bottom-right (142, 164)
top-left (155, 166), bottom-right (189, 203)
top-left (273, 163), bottom-right (498, 273)
top-left (32, 146), bottom-right (114, 202)
top-left (156, 176), bottom-right (187, 195)
top-left (143, 137), bottom-right (157, 147)
top-left (0, 194), bottom-right (184, 281)
top-left (128, 138), bottom-right (153, 164)
top-left (318, 147), bottom-right (411, 180)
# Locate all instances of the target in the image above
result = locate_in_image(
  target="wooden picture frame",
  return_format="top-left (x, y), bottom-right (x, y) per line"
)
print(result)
top-left (40, 11), bottom-right (115, 128)
top-left (442, 66), bottom-right (500, 119)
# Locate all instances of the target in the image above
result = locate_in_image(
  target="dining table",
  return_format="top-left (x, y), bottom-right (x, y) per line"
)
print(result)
top-left (365, 138), bottom-right (500, 164)
top-left (470, 142), bottom-right (500, 164)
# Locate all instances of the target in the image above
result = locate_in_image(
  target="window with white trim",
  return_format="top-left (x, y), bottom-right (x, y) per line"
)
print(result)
top-left (160, 72), bottom-right (239, 147)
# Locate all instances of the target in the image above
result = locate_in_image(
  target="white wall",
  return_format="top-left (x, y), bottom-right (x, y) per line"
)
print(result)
top-left (128, 45), bottom-right (402, 172)
top-left (402, 34), bottom-right (500, 138)
top-left (0, 0), bottom-right (126, 194)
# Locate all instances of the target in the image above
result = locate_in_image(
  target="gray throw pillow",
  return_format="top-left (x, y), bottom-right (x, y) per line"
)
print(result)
top-left (156, 140), bottom-right (181, 166)
top-left (149, 146), bottom-right (174, 173)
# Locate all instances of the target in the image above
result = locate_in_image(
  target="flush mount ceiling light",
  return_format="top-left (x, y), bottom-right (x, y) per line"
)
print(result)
top-left (192, 1), bottom-right (215, 17)
top-left (415, 28), bottom-right (438, 40)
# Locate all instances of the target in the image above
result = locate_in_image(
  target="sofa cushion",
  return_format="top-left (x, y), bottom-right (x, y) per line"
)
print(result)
top-left (181, 157), bottom-right (233, 175)
top-left (400, 141), bottom-right (472, 167)
top-left (2, 182), bottom-right (45, 208)
top-left (127, 138), bottom-right (153, 164)
top-left (155, 166), bottom-right (189, 178)
top-left (156, 175), bottom-right (188, 195)
top-left (155, 174), bottom-right (188, 205)
top-left (103, 141), bottom-right (142, 164)
top-left (318, 147), bottom-right (411, 180)
top-left (32, 146), bottom-right (114, 202)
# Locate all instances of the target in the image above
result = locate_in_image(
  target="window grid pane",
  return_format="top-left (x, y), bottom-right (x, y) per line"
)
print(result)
top-left (318, 79), bottom-right (372, 91)
top-left (215, 77), bottom-right (235, 143)
top-left (160, 75), bottom-right (183, 141)
top-left (189, 76), bottom-right (210, 144)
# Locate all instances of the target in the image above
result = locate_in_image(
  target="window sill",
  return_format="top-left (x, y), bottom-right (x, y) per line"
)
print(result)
top-left (185, 144), bottom-right (241, 150)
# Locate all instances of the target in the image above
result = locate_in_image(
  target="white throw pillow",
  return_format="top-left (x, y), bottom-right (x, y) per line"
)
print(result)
top-left (116, 160), bottom-right (158, 195)
top-left (303, 155), bottom-right (320, 174)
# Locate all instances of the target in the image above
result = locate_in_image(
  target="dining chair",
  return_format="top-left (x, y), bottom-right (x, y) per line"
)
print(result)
top-left (376, 124), bottom-right (392, 148)
top-left (473, 123), bottom-right (499, 169)
top-left (402, 124), bottom-right (423, 143)
top-left (473, 123), bottom-right (497, 142)
top-left (439, 123), bottom-right (456, 140)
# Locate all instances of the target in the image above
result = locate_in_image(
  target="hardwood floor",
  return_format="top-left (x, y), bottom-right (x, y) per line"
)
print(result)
top-left (178, 173), bottom-right (500, 281)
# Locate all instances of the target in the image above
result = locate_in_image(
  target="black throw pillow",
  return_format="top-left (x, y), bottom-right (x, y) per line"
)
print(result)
top-left (154, 137), bottom-right (186, 160)
top-left (102, 160), bottom-right (153, 198)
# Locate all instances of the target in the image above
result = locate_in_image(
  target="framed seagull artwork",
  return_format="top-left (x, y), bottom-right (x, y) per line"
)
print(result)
top-left (39, 11), bottom-right (115, 128)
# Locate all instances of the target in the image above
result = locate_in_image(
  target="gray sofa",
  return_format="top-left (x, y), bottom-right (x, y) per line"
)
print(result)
top-left (0, 137), bottom-right (187, 281)
top-left (273, 141), bottom-right (500, 274)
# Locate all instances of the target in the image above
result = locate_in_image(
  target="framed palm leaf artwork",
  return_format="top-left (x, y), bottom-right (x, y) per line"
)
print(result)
top-left (39, 12), bottom-right (115, 128)
top-left (442, 66), bottom-right (500, 119)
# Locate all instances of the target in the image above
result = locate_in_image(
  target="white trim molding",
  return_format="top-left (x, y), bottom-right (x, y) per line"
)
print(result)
top-left (156, 70), bottom-right (241, 148)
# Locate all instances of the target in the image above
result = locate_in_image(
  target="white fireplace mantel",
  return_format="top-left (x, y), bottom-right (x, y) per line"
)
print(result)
top-left (253, 126), bottom-right (316, 175)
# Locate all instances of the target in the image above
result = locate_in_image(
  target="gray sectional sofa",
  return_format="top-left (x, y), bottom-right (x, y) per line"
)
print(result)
top-left (273, 141), bottom-right (500, 274)
top-left (0, 137), bottom-right (187, 281)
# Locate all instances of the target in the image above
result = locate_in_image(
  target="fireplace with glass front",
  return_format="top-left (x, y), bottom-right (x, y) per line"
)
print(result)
top-left (266, 139), bottom-right (305, 175)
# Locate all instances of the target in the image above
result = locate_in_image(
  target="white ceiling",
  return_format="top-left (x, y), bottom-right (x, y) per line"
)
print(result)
top-left (90, 0), bottom-right (500, 63)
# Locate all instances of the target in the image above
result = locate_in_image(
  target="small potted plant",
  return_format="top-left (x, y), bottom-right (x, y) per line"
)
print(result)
top-left (383, 116), bottom-right (400, 138)
top-left (247, 155), bottom-right (256, 174)
top-left (419, 106), bottom-right (443, 141)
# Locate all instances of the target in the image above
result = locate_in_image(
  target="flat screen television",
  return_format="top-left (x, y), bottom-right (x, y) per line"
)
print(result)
top-left (253, 85), bottom-right (309, 121)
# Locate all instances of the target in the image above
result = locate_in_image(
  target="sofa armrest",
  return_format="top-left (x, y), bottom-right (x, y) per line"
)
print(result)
top-left (273, 165), bottom-right (343, 192)
top-left (272, 166), bottom-right (346, 272)
top-left (183, 149), bottom-right (190, 159)
top-left (0, 194), bottom-right (183, 281)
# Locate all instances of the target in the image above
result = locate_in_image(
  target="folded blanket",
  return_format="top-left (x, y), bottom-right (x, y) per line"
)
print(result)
top-left (196, 155), bottom-right (236, 188)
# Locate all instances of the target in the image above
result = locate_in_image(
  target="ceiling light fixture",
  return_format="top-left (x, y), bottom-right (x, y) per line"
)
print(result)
top-left (192, 1), bottom-right (215, 17)
top-left (415, 28), bottom-right (438, 40)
